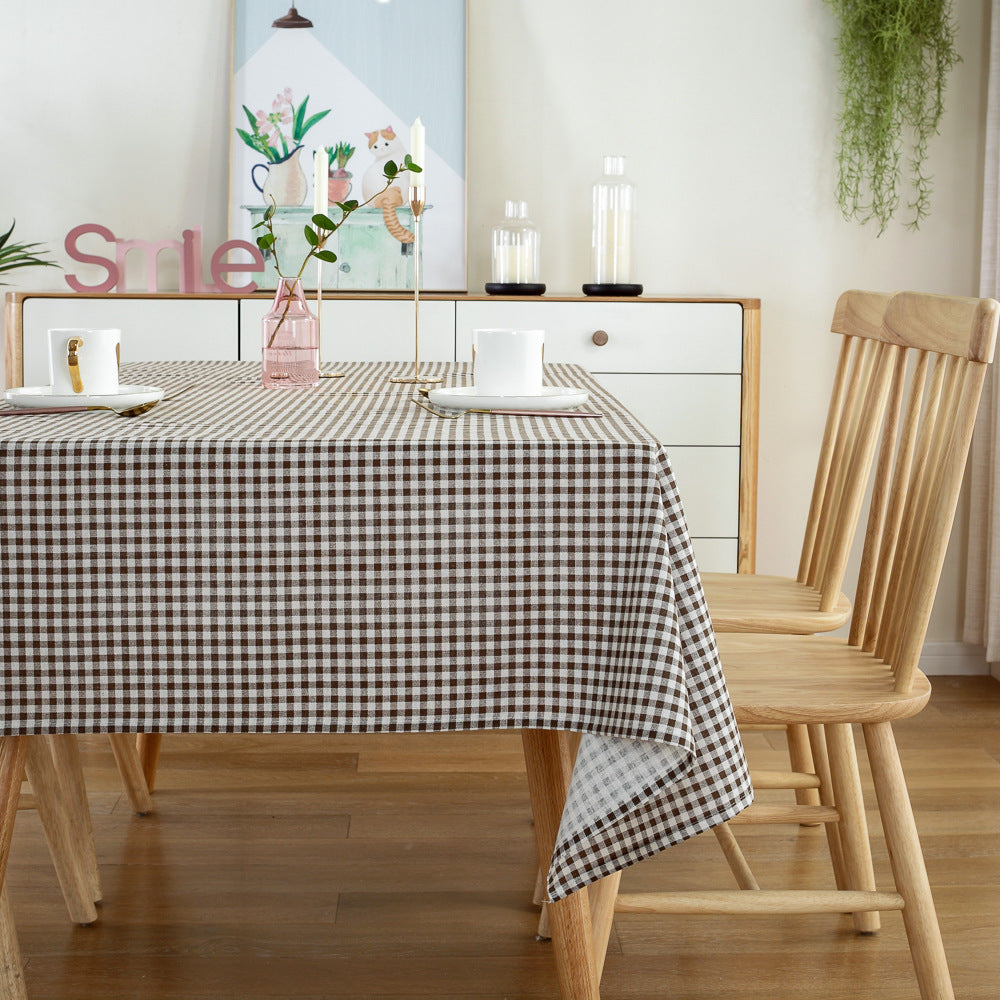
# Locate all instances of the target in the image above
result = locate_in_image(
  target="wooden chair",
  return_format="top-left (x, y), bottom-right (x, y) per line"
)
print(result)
top-left (702, 289), bottom-right (896, 635)
top-left (704, 290), bottom-right (903, 822)
top-left (595, 290), bottom-right (999, 999)
top-left (535, 290), bottom-right (900, 938)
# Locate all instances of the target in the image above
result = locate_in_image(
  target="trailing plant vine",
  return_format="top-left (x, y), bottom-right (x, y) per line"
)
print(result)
top-left (826, 0), bottom-right (960, 234)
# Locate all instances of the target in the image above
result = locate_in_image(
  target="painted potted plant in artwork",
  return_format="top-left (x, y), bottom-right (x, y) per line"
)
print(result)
top-left (326, 141), bottom-right (355, 203)
top-left (0, 219), bottom-right (59, 284)
top-left (237, 88), bottom-right (331, 206)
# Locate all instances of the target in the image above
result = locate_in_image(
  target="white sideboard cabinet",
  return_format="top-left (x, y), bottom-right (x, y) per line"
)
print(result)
top-left (5, 291), bottom-right (759, 573)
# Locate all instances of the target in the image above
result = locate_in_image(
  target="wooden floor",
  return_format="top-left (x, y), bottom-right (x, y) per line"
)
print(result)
top-left (5, 674), bottom-right (999, 999)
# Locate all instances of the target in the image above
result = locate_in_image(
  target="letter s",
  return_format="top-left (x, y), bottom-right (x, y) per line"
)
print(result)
top-left (64, 223), bottom-right (119, 293)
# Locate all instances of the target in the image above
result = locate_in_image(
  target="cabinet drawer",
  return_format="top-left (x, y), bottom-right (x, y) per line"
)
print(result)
top-left (20, 298), bottom-right (240, 386)
top-left (239, 299), bottom-right (455, 362)
top-left (457, 301), bottom-right (743, 373)
top-left (595, 373), bottom-right (741, 446)
top-left (667, 446), bottom-right (740, 538)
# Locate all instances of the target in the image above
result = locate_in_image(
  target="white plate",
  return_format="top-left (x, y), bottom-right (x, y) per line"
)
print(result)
top-left (3, 384), bottom-right (166, 409)
top-left (427, 385), bottom-right (589, 411)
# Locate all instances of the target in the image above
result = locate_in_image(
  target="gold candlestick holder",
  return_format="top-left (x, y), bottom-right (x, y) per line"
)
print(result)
top-left (317, 245), bottom-right (344, 379)
top-left (390, 185), bottom-right (443, 384)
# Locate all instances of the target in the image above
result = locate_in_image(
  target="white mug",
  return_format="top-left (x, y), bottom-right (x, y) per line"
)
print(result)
top-left (473, 328), bottom-right (544, 396)
top-left (49, 328), bottom-right (121, 395)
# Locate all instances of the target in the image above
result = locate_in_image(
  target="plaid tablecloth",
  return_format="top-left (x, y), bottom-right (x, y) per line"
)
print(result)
top-left (0, 360), bottom-right (752, 899)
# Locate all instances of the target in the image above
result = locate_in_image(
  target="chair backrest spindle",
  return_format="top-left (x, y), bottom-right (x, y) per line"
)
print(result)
top-left (837, 291), bottom-right (998, 692)
top-left (859, 349), bottom-right (931, 653)
top-left (797, 337), bottom-right (854, 584)
top-left (796, 291), bottom-right (893, 603)
top-left (817, 341), bottom-right (896, 612)
top-left (848, 345), bottom-right (908, 646)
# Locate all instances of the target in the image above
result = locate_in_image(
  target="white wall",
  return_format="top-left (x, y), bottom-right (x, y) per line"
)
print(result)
top-left (0, 0), bottom-right (990, 644)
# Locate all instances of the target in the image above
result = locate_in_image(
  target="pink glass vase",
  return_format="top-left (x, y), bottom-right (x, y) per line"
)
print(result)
top-left (261, 278), bottom-right (319, 388)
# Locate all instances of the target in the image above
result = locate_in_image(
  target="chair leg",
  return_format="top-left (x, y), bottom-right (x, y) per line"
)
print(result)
top-left (713, 822), bottom-right (760, 890)
top-left (135, 734), bottom-right (163, 792)
top-left (107, 735), bottom-right (153, 815)
top-left (522, 729), bottom-right (601, 1000)
top-left (534, 866), bottom-right (551, 939)
top-left (46, 736), bottom-right (101, 904)
top-left (864, 721), bottom-right (954, 1000)
top-left (807, 724), bottom-right (847, 890)
top-left (825, 724), bottom-right (879, 934)
top-left (785, 724), bottom-right (822, 816)
top-left (23, 739), bottom-right (97, 925)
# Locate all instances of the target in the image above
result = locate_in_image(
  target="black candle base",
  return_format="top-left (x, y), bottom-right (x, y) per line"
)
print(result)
top-left (485, 282), bottom-right (546, 296)
top-left (582, 283), bottom-right (644, 297)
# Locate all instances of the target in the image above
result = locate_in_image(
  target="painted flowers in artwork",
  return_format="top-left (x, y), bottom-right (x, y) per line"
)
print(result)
top-left (237, 88), bottom-right (330, 163)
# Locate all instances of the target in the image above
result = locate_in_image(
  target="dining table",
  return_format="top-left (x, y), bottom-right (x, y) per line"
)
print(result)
top-left (0, 359), bottom-right (753, 999)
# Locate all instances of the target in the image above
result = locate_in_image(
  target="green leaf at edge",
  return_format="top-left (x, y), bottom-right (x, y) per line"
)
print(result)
top-left (292, 96), bottom-right (308, 140)
top-left (300, 109), bottom-right (331, 136)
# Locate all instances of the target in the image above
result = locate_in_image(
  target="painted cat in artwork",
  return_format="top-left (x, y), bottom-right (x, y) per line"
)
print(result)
top-left (361, 125), bottom-right (414, 245)
top-left (362, 126), bottom-right (408, 199)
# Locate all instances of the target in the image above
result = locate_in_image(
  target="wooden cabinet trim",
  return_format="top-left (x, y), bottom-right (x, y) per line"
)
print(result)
top-left (4, 291), bottom-right (760, 572)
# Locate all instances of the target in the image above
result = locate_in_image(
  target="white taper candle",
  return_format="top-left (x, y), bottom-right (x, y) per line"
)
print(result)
top-left (314, 147), bottom-right (329, 217)
top-left (409, 116), bottom-right (425, 187)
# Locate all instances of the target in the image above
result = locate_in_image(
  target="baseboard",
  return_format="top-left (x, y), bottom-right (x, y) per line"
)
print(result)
top-left (919, 641), bottom-right (990, 676)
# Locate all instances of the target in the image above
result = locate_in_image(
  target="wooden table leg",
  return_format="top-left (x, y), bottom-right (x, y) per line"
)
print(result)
top-left (45, 736), bottom-right (101, 905)
top-left (135, 734), bottom-right (163, 793)
top-left (0, 737), bottom-right (29, 1000)
top-left (23, 739), bottom-right (97, 925)
top-left (107, 735), bottom-right (153, 815)
top-left (522, 729), bottom-right (601, 1000)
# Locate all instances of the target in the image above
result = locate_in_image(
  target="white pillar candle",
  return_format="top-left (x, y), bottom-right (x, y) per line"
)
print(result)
top-left (494, 244), bottom-right (535, 283)
top-left (314, 147), bottom-right (329, 217)
top-left (409, 116), bottom-right (425, 186)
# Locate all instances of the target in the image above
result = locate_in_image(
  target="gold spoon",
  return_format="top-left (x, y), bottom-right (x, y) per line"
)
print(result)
top-left (0, 400), bottom-right (160, 418)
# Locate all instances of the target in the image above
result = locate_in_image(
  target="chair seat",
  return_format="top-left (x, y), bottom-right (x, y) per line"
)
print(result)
top-left (717, 633), bottom-right (932, 725)
top-left (702, 572), bottom-right (852, 634)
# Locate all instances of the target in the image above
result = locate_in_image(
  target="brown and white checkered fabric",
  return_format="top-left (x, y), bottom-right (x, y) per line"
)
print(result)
top-left (1, 360), bottom-right (751, 898)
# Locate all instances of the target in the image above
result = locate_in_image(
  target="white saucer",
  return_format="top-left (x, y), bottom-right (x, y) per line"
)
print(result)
top-left (427, 385), bottom-right (589, 411)
top-left (4, 384), bottom-right (166, 409)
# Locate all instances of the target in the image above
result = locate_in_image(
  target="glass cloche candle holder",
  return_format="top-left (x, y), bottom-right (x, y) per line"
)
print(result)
top-left (486, 200), bottom-right (545, 295)
top-left (583, 154), bottom-right (642, 296)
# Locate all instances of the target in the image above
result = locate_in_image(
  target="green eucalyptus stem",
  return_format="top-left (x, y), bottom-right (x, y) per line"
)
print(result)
top-left (826, 0), bottom-right (960, 235)
top-left (255, 155), bottom-right (422, 348)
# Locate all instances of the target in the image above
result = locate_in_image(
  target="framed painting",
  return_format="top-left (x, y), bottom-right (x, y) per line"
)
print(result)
top-left (230, 1), bottom-right (467, 291)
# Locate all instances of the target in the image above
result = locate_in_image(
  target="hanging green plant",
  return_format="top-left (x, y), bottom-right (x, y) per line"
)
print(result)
top-left (826, 0), bottom-right (960, 235)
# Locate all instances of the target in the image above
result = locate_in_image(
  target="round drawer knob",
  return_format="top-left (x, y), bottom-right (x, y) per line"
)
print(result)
top-left (592, 329), bottom-right (609, 347)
